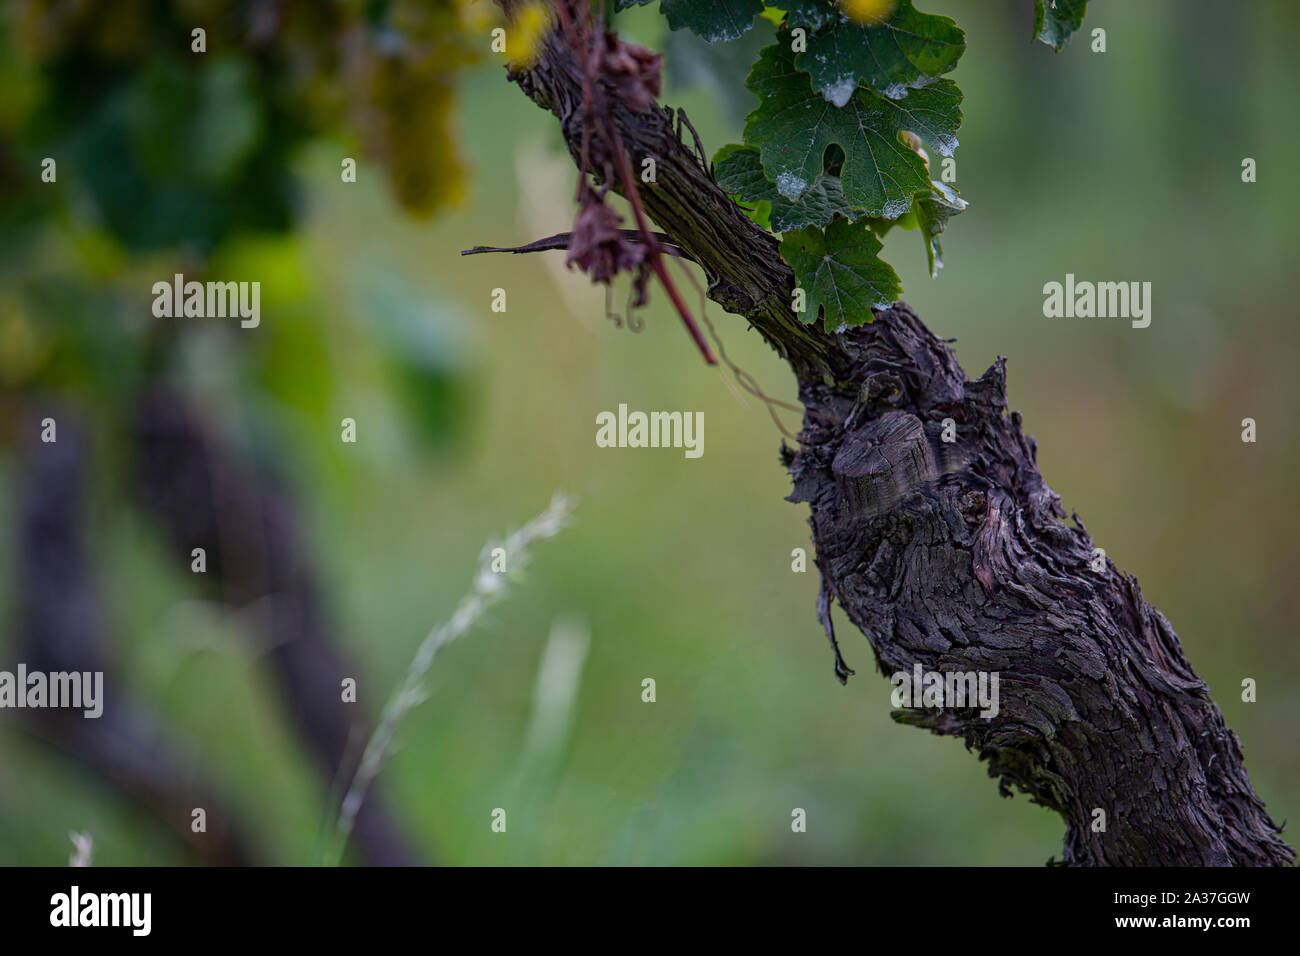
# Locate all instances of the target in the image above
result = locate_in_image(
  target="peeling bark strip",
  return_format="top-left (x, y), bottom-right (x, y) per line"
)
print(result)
top-left (505, 2), bottom-right (1294, 865)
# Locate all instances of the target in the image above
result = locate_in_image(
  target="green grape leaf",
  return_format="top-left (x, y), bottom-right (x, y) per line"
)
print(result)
top-left (914, 179), bottom-right (967, 277)
top-left (744, 42), bottom-right (961, 219)
top-left (779, 217), bottom-right (902, 331)
top-left (714, 143), bottom-right (861, 231)
top-left (1034, 0), bottom-right (1088, 50)
top-left (798, 1), bottom-right (965, 106)
top-left (775, 0), bottom-right (839, 31)
top-left (619, 0), bottom-right (764, 43)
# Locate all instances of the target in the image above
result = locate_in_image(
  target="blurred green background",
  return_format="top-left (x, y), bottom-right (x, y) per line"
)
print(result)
top-left (1, 0), bottom-right (1296, 865)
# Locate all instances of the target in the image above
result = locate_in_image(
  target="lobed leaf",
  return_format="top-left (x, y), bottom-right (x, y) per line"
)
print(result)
top-left (743, 42), bottom-right (961, 219)
top-left (779, 217), bottom-right (902, 331)
top-left (618, 0), bottom-right (764, 43)
top-left (798, 1), bottom-right (965, 106)
top-left (776, 0), bottom-right (841, 31)
top-left (714, 143), bottom-right (861, 231)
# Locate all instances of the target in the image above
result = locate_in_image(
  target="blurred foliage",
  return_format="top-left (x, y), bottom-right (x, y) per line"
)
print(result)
top-left (7, 0), bottom-right (490, 225)
top-left (662, 21), bottom-right (769, 126)
top-left (0, 0), bottom-right (489, 456)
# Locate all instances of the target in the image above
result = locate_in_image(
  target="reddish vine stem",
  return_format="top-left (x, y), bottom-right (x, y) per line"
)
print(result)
top-left (552, 0), bottom-right (595, 201)
top-left (605, 122), bottom-right (716, 363)
top-left (548, 0), bottom-right (716, 364)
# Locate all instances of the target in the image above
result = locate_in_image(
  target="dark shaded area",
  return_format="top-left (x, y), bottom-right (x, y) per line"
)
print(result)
top-left (131, 388), bottom-right (419, 866)
top-left (9, 396), bottom-right (420, 865)
top-left (13, 406), bottom-right (256, 865)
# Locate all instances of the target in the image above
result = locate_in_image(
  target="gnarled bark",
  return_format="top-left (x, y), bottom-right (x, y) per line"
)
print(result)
top-left (785, 309), bottom-right (1292, 865)
top-left (503, 12), bottom-right (1295, 865)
